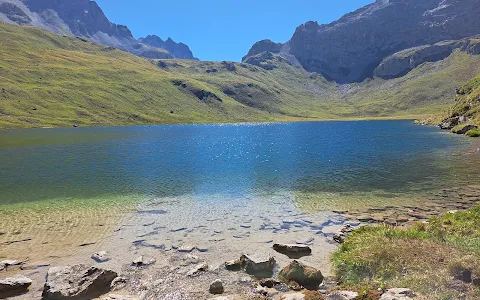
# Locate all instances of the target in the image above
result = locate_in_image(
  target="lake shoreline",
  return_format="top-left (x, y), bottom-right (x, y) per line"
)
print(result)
top-left (0, 114), bottom-right (434, 131)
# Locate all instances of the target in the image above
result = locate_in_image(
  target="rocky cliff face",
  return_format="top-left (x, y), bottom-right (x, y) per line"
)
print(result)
top-left (245, 0), bottom-right (480, 83)
top-left (0, 0), bottom-right (195, 59)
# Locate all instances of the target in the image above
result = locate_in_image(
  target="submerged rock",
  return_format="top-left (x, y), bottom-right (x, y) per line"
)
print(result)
top-left (279, 260), bottom-right (324, 290)
top-left (0, 260), bottom-right (22, 271)
top-left (132, 255), bottom-right (156, 267)
top-left (273, 244), bottom-right (312, 259)
top-left (42, 264), bottom-right (117, 299)
top-left (281, 293), bottom-right (305, 300)
top-left (91, 251), bottom-right (111, 263)
top-left (209, 279), bottom-right (224, 294)
top-left (0, 275), bottom-right (32, 298)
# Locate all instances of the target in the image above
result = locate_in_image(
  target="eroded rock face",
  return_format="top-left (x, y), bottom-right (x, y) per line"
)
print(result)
top-left (0, 275), bottom-right (32, 298)
top-left (245, 0), bottom-right (480, 83)
top-left (279, 260), bottom-right (323, 290)
top-left (374, 39), bottom-right (480, 79)
top-left (42, 264), bottom-right (117, 300)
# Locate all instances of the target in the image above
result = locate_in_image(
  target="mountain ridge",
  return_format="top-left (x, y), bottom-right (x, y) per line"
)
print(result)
top-left (244, 0), bottom-right (480, 83)
top-left (0, 0), bottom-right (196, 60)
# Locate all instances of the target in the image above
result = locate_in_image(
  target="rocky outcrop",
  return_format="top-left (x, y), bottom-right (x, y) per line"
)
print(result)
top-left (0, 0), bottom-right (196, 59)
top-left (0, 275), bottom-right (32, 298)
top-left (242, 40), bottom-right (283, 61)
top-left (375, 38), bottom-right (480, 79)
top-left (245, 0), bottom-right (480, 83)
top-left (42, 264), bottom-right (117, 299)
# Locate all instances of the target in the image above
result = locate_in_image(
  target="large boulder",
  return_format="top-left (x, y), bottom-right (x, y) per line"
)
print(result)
top-left (42, 264), bottom-right (117, 300)
top-left (279, 260), bottom-right (324, 290)
top-left (273, 244), bottom-right (312, 259)
top-left (0, 275), bottom-right (32, 298)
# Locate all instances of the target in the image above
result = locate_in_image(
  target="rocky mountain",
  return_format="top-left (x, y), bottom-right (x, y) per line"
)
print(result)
top-left (0, 0), bottom-right (195, 59)
top-left (139, 35), bottom-right (195, 60)
top-left (244, 0), bottom-right (480, 83)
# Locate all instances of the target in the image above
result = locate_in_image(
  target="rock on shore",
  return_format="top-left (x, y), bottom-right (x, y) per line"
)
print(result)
top-left (42, 264), bottom-right (117, 299)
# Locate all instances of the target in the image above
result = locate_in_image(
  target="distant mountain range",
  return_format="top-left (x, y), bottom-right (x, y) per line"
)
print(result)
top-left (244, 0), bottom-right (480, 83)
top-left (0, 0), bottom-right (196, 59)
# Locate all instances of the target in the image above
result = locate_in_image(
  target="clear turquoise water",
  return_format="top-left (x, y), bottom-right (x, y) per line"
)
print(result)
top-left (0, 120), bottom-right (477, 207)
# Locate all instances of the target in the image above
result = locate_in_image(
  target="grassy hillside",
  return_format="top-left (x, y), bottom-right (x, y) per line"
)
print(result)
top-left (333, 206), bottom-right (480, 299)
top-left (1, 22), bottom-right (480, 128)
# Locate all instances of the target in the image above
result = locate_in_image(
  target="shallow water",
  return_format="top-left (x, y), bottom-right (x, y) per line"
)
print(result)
top-left (0, 120), bottom-right (479, 275)
top-left (0, 120), bottom-right (476, 206)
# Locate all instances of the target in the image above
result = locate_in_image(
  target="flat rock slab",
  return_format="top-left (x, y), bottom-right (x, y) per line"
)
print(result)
top-left (273, 244), bottom-right (312, 259)
top-left (0, 275), bottom-right (32, 298)
top-left (42, 264), bottom-right (117, 300)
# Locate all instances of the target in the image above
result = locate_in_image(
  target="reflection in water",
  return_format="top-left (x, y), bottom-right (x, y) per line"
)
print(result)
top-left (0, 121), bottom-right (477, 207)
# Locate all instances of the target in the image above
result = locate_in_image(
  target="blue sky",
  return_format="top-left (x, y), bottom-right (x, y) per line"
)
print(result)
top-left (96, 0), bottom-right (374, 62)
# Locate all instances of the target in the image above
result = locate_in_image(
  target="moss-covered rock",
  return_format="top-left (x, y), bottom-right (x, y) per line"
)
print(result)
top-left (279, 260), bottom-right (324, 290)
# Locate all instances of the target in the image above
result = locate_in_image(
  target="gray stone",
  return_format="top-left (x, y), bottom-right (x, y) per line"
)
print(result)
top-left (42, 265), bottom-right (117, 299)
top-left (380, 288), bottom-right (415, 300)
top-left (0, 260), bottom-right (22, 271)
top-left (224, 259), bottom-right (242, 271)
top-left (281, 293), bottom-right (305, 300)
top-left (240, 253), bottom-right (276, 277)
top-left (91, 251), bottom-right (111, 263)
top-left (326, 291), bottom-right (359, 300)
top-left (188, 263), bottom-right (208, 277)
top-left (103, 295), bottom-right (139, 300)
top-left (132, 255), bottom-right (156, 267)
top-left (0, 275), bottom-right (32, 298)
top-left (209, 279), bottom-right (224, 294)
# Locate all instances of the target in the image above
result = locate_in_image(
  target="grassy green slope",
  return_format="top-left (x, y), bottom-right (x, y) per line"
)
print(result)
top-left (1, 22), bottom-right (480, 128)
top-left (0, 23), bottom-right (284, 128)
